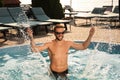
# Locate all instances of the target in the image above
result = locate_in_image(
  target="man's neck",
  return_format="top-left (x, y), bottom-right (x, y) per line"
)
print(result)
top-left (55, 39), bottom-right (64, 43)
top-left (54, 39), bottom-right (65, 46)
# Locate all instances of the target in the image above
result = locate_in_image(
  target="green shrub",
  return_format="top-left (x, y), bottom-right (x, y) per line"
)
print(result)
top-left (32, 0), bottom-right (64, 19)
top-left (0, 0), bottom-right (3, 7)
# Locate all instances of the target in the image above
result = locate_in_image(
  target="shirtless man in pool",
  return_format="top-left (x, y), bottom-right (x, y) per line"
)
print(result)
top-left (27, 24), bottom-right (95, 79)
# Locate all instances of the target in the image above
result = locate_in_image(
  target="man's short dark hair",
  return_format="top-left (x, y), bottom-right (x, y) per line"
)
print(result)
top-left (53, 24), bottom-right (65, 32)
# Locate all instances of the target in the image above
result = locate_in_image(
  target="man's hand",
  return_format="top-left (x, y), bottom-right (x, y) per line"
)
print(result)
top-left (89, 27), bottom-right (95, 37)
top-left (27, 28), bottom-right (38, 52)
top-left (27, 28), bottom-right (33, 39)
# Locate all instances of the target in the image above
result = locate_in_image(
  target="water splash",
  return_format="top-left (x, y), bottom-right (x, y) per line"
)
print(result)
top-left (79, 24), bottom-right (117, 79)
top-left (17, 12), bottom-right (30, 28)
top-left (16, 12), bottom-right (56, 79)
top-left (0, 45), bottom-right (120, 80)
top-left (68, 48), bottom-right (120, 80)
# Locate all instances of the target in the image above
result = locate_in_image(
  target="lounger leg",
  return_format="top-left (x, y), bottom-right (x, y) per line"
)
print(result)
top-left (64, 24), bottom-right (67, 31)
top-left (2, 30), bottom-right (7, 41)
top-left (86, 19), bottom-right (87, 25)
top-left (90, 18), bottom-right (92, 25)
top-left (45, 26), bottom-right (48, 33)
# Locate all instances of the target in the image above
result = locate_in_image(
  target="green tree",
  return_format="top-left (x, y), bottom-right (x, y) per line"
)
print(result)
top-left (32, 0), bottom-right (64, 19)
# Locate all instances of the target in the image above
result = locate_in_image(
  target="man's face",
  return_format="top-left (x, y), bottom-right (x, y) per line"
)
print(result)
top-left (54, 28), bottom-right (65, 41)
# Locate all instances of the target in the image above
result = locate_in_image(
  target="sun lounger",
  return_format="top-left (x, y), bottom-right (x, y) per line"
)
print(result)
top-left (74, 7), bottom-right (106, 26)
top-left (30, 7), bottom-right (71, 31)
top-left (113, 6), bottom-right (119, 14)
top-left (4, 21), bottom-right (52, 33)
top-left (0, 23), bottom-right (3, 25)
top-left (0, 7), bottom-right (28, 28)
top-left (0, 7), bottom-right (52, 42)
top-left (64, 5), bottom-right (78, 17)
top-left (64, 5), bottom-right (78, 26)
top-left (97, 6), bottom-right (119, 27)
top-left (0, 7), bottom-right (15, 23)
top-left (103, 6), bottom-right (113, 13)
top-left (0, 27), bottom-right (12, 41)
top-left (0, 7), bottom-right (28, 39)
top-left (0, 7), bottom-right (15, 41)
top-left (98, 6), bottom-right (119, 18)
top-left (7, 7), bottom-right (53, 33)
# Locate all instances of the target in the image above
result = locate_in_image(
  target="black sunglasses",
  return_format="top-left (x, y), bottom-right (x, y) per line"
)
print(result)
top-left (55, 31), bottom-right (65, 35)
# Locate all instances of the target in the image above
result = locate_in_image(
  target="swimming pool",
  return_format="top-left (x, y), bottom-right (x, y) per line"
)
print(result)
top-left (0, 41), bottom-right (120, 80)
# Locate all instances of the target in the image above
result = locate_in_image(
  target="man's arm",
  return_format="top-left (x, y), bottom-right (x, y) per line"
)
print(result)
top-left (71, 27), bottom-right (95, 50)
top-left (27, 28), bottom-right (48, 52)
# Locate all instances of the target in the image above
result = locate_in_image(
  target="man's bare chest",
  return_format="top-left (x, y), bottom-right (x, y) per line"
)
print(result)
top-left (48, 44), bottom-right (70, 55)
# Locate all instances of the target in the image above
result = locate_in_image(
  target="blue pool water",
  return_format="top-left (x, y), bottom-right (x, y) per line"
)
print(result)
top-left (0, 41), bottom-right (120, 80)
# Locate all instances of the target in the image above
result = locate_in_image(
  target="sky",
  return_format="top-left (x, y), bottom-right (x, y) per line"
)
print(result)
top-left (19, 0), bottom-right (31, 4)
top-left (60, 0), bottom-right (119, 11)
